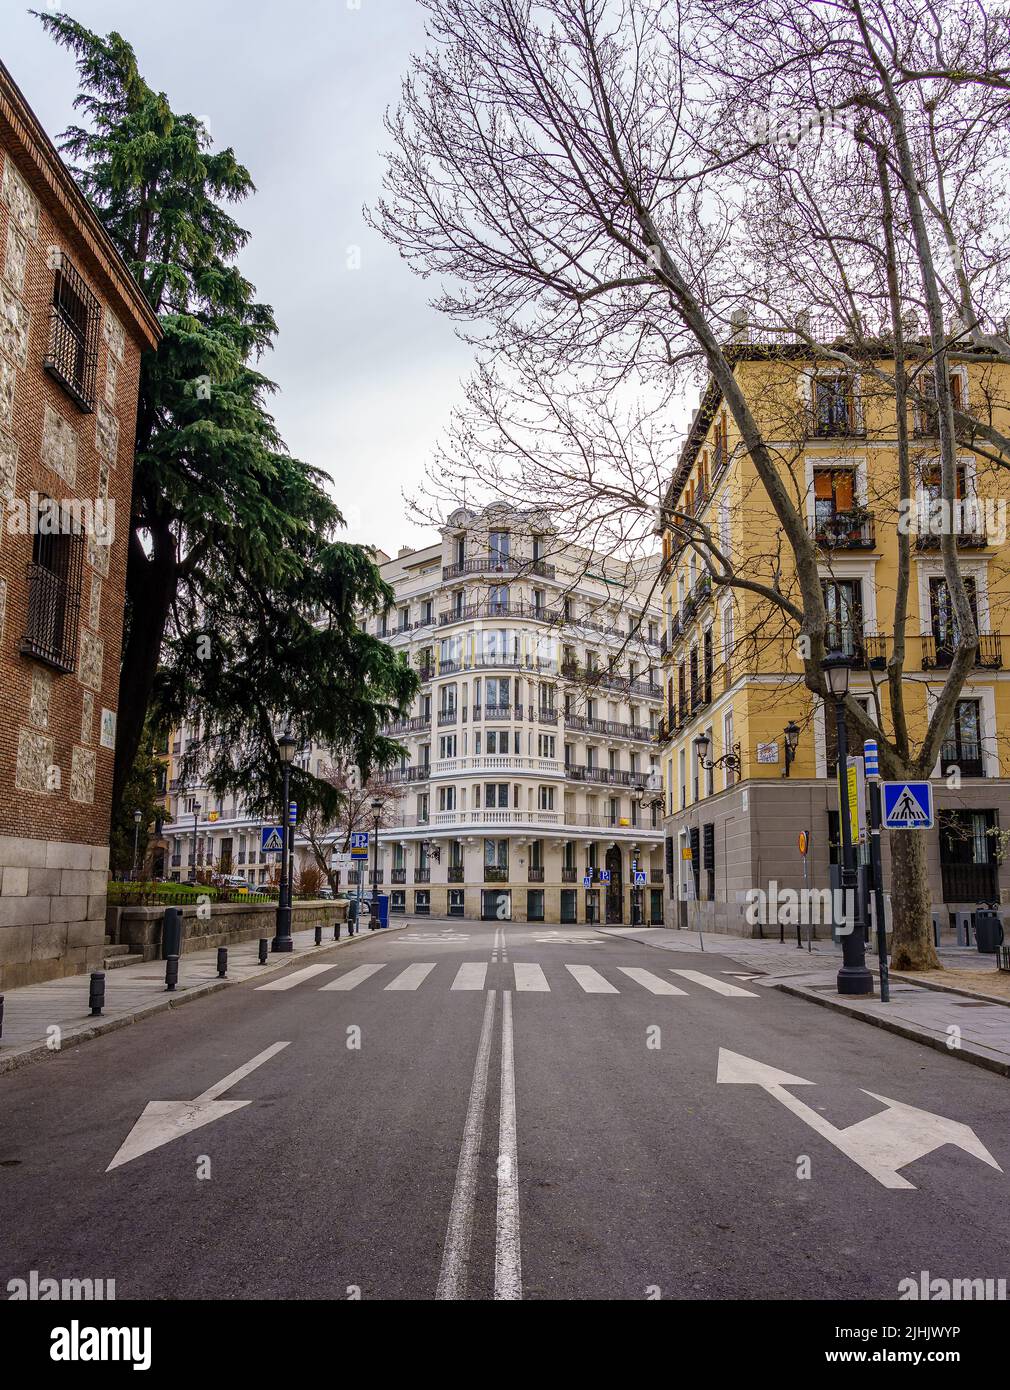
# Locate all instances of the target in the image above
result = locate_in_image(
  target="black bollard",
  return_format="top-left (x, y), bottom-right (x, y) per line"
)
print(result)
top-left (165, 954), bottom-right (179, 992)
top-left (333, 921), bottom-right (341, 941)
top-left (217, 947), bottom-right (228, 978)
top-left (314, 923), bottom-right (322, 946)
top-left (89, 971), bottom-right (105, 1016)
top-left (0, 992), bottom-right (5, 1038)
top-left (258, 938), bottom-right (268, 965)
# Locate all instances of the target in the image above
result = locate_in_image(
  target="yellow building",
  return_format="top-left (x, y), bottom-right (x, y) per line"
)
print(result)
top-left (658, 329), bottom-right (1010, 936)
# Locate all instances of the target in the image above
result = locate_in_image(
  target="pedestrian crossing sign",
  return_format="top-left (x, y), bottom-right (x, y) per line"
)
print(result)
top-left (882, 781), bottom-right (934, 830)
top-left (261, 826), bottom-right (284, 852)
top-left (633, 870), bottom-right (647, 886)
top-left (583, 875), bottom-right (592, 889)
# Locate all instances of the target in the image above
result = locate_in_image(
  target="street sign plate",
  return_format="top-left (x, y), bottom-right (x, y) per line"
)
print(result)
top-left (583, 875), bottom-right (592, 889)
top-left (600, 869), bottom-right (611, 884)
top-left (350, 831), bottom-right (369, 860)
top-left (798, 830), bottom-right (809, 856)
top-left (633, 870), bottom-right (647, 886)
top-left (882, 781), bottom-right (934, 830)
top-left (261, 826), bottom-right (283, 852)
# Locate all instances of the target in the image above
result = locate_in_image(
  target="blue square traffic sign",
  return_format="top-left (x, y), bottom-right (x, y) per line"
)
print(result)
top-left (261, 826), bottom-right (284, 852)
top-left (882, 781), bottom-right (934, 830)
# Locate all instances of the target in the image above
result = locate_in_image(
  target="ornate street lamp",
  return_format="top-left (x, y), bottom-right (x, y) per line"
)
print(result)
top-left (820, 651), bottom-right (872, 996)
top-left (370, 797), bottom-right (383, 929)
top-left (271, 730), bottom-right (298, 952)
top-left (693, 731), bottom-right (742, 777)
top-left (782, 720), bottom-right (801, 778)
top-left (132, 808), bottom-right (143, 880)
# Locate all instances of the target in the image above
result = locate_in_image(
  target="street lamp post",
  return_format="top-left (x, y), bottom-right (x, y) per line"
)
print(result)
top-left (132, 808), bottom-right (143, 881)
top-left (190, 802), bottom-right (201, 884)
top-left (272, 732), bottom-right (298, 953)
top-left (370, 798), bottom-right (383, 930)
top-left (822, 652), bottom-right (873, 996)
top-left (782, 721), bottom-right (801, 777)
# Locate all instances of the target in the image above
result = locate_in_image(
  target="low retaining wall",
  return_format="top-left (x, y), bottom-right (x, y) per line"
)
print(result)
top-left (106, 899), bottom-right (348, 961)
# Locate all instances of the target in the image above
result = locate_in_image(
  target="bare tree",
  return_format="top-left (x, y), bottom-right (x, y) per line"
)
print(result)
top-left (300, 764), bottom-right (406, 894)
top-left (373, 0), bottom-right (1010, 967)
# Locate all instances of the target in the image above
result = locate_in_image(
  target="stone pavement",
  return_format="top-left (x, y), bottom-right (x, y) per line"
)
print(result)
top-left (603, 926), bottom-right (1010, 1077)
top-left (0, 922), bottom-right (405, 1075)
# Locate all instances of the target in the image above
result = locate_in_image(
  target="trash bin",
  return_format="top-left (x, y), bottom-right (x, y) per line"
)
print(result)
top-left (974, 905), bottom-right (1005, 954)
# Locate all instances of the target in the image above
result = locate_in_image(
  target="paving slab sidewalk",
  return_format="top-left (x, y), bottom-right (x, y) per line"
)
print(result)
top-left (0, 923), bottom-right (406, 1076)
top-left (603, 926), bottom-right (1010, 1078)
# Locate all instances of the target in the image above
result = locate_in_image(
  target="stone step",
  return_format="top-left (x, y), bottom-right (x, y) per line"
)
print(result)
top-left (103, 943), bottom-right (133, 957)
top-left (103, 953), bottom-right (145, 969)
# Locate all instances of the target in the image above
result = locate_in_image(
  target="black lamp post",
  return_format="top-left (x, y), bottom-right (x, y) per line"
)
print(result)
top-left (821, 651), bottom-right (873, 996)
top-left (132, 808), bottom-right (143, 880)
top-left (370, 797), bottom-right (383, 929)
top-left (782, 721), bottom-right (801, 777)
top-left (272, 731), bottom-right (298, 952)
top-left (693, 732), bottom-right (742, 777)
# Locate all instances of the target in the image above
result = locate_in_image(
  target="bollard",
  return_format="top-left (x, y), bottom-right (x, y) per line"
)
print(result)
top-left (161, 906), bottom-right (183, 960)
top-left (165, 954), bottom-right (179, 992)
top-left (0, 992), bottom-right (4, 1039)
top-left (217, 947), bottom-right (228, 978)
top-left (314, 923), bottom-right (322, 946)
top-left (258, 938), bottom-right (268, 965)
top-left (89, 971), bottom-right (105, 1016)
top-left (334, 921), bottom-right (342, 941)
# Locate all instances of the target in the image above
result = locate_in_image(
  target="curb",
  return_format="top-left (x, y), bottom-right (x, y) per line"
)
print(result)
top-left (772, 980), bottom-right (1010, 1079)
top-left (0, 923), bottom-right (409, 1078)
top-left (889, 970), bottom-right (1010, 1010)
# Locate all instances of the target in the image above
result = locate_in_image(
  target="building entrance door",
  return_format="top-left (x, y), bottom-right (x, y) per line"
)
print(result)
top-left (605, 846), bottom-right (623, 924)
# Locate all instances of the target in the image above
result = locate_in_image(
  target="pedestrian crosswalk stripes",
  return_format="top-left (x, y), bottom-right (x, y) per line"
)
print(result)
top-left (617, 967), bottom-right (688, 996)
top-left (513, 963), bottom-right (550, 992)
top-left (318, 963), bottom-right (386, 991)
top-left (564, 964), bottom-right (619, 994)
top-left (669, 969), bottom-right (760, 998)
top-left (263, 960), bottom-right (762, 999)
top-left (451, 962), bottom-right (488, 991)
top-left (255, 963), bottom-right (340, 992)
top-left (386, 962), bottom-right (437, 991)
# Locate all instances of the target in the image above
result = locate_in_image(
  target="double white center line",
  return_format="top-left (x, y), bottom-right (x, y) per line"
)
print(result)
top-left (435, 988), bottom-right (522, 1300)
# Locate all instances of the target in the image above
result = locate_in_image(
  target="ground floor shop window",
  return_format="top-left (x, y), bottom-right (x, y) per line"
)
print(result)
top-left (390, 891), bottom-right (406, 914)
top-left (527, 889), bottom-right (545, 922)
top-left (650, 888), bottom-right (664, 924)
top-left (414, 890), bottom-right (430, 914)
top-left (560, 889), bottom-right (577, 924)
top-left (585, 888), bottom-right (600, 924)
top-left (448, 888), bottom-right (465, 916)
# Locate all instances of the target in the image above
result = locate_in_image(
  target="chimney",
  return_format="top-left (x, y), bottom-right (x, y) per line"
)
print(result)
top-left (398, 546), bottom-right (413, 558)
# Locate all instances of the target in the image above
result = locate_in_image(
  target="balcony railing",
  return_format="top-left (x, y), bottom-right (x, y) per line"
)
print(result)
top-left (810, 509), bottom-right (875, 550)
top-left (940, 743), bottom-right (985, 779)
top-left (940, 861), bottom-right (998, 903)
top-left (921, 633), bottom-right (1002, 671)
top-left (561, 867), bottom-right (577, 882)
top-left (564, 765), bottom-right (649, 788)
top-left (20, 545), bottom-right (84, 674)
top-left (390, 868), bottom-right (406, 884)
top-left (528, 867), bottom-right (545, 882)
top-left (384, 715), bottom-right (431, 735)
top-left (414, 867), bottom-right (430, 883)
top-left (442, 556), bottom-right (556, 581)
top-left (448, 866), bottom-right (465, 882)
top-left (381, 765), bottom-right (430, 784)
top-left (484, 865), bottom-right (509, 882)
top-left (564, 714), bottom-right (652, 742)
top-left (437, 708), bottom-right (458, 725)
top-left (438, 600), bottom-right (562, 626)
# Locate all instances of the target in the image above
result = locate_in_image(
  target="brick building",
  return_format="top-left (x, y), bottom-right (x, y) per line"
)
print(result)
top-left (0, 62), bottom-right (161, 987)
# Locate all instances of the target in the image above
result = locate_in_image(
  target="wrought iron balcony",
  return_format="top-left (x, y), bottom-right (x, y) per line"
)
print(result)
top-left (414, 867), bottom-right (431, 883)
top-left (810, 509), bottom-right (875, 550)
top-left (921, 633), bottom-right (1002, 671)
top-left (442, 556), bottom-right (556, 581)
top-left (484, 865), bottom-right (509, 882)
top-left (528, 867), bottom-right (545, 882)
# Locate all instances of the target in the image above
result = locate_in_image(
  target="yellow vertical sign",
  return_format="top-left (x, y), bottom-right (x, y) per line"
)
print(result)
top-left (846, 757), bottom-right (866, 844)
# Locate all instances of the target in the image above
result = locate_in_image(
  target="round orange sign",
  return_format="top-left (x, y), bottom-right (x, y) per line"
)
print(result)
top-left (798, 831), bottom-right (809, 855)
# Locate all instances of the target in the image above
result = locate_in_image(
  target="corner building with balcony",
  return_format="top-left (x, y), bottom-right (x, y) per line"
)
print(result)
top-left (658, 326), bottom-right (1010, 936)
top-left (373, 506), bottom-right (666, 923)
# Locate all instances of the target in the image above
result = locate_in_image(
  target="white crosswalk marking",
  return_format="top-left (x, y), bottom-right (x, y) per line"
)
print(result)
top-left (670, 969), bottom-right (759, 998)
top-left (513, 963), bottom-right (550, 992)
top-left (451, 963), bottom-right (488, 991)
top-left (256, 963), bottom-right (340, 992)
top-left (318, 963), bottom-right (386, 992)
top-left (617, 967), bottom-right (687, 996)
top-left (565, 964), bottom-right (618, 994)
top-left (386, 962), bottom-right (437, 991)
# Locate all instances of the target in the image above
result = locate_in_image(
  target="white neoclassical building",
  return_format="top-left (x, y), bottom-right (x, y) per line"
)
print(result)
top-left (161, 506), bottom-right (666, 924)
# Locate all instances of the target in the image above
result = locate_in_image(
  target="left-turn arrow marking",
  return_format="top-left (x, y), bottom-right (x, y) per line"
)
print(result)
top-left (107, 1041), bottom-right (290, 1171)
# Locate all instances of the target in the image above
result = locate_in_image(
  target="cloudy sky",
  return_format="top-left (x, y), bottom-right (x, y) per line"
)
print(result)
top-left (6, 0), bottom-right (472, 552)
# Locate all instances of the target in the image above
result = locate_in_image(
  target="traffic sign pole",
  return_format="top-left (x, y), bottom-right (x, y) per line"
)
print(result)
top-left (864, 740), bottom-right (890, 1004)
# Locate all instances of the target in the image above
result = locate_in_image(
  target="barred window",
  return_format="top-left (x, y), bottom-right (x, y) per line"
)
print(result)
top-left (44, 252), bottom-right (100, 412)
top-left (20, 504), bottom-right (85, 673)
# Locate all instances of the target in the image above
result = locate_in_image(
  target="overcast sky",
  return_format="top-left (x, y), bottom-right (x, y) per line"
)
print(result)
top-left (6, 0), bottom-right (472, 552)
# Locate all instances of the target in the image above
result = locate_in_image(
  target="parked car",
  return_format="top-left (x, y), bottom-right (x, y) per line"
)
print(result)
top-left (219, 875), bottom-right (250, 891)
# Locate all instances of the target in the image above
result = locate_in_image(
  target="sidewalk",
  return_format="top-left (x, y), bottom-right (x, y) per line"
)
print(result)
top-left (603, 926), bottom-right (1010, 1078)
top-left (0, 923), bottom-right (405, 1076)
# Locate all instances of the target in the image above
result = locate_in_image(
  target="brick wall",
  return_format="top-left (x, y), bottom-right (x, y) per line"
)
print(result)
top-left (0, 68), bottom-right (159, 986)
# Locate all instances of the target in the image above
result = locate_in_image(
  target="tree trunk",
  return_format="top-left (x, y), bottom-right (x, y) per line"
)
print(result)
top-left (888, 829), bottom-right (941, 970)
top-left (111, 520), bottom-right (177, 822)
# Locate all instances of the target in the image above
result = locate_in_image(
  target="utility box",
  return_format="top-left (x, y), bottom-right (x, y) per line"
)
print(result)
top-left (376, 893), bottom-right (390, 929)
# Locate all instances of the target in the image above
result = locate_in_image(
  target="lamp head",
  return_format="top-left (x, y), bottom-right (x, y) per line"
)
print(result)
top-left (821, 651), bottom-right (852, 699)
top-left (278, 730), bottom-right (298, 764)
top-left (784, 720), bottom-right (801, 752)
top-left (693, 732), bottom-right (711, 762)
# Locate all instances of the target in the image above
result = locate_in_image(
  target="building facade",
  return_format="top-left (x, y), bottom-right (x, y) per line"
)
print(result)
top-left (658, 327), bottom-right (1010, 937)
top-left (162, 506), bottom-right (666, 923)
top-left (0, 62), bottom-right (161, 987)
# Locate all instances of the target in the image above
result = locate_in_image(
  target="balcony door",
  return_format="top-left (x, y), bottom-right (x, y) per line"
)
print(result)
top-left (941, 699), bottom-right (983, 778)
top-left (822, 579), bottom-right (864, 661)
top-left (929, 575), bottom-right (978, 666)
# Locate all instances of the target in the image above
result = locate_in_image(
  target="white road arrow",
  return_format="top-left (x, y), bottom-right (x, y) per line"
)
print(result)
top-left (107, 1042), bottom-right (290, 1172)
top-left (717, 1048), bottom-right (1003, 1190)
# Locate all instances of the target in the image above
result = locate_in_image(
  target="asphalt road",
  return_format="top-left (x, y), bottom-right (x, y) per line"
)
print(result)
top-left (1, 920), bottom-right (1008, 1301)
